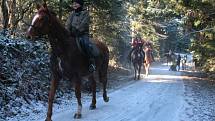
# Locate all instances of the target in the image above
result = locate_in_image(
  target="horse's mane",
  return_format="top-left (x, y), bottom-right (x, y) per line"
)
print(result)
top-left (38, 7), bottom-right (70, 39)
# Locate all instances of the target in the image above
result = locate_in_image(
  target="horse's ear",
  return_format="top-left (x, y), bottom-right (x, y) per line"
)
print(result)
top-left (36, 4), bottom-right (41, 10)
top-left (42, 0), bottom-right (47, 9)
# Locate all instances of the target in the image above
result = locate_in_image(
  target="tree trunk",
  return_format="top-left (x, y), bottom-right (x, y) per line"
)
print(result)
top-left (10, 1), bottom-right (32, 36)
top-left (1, 0), bottom-right (9, 34)
top-left (9, 0), bottom-right (16, 36)
top-left (59, 0), bottom-right (63, 20)
top-left (9, 0), bottom-right (16, 28)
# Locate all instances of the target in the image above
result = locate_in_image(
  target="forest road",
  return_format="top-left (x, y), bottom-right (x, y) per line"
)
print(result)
top-left (43, 65), bottom-right (186, 121)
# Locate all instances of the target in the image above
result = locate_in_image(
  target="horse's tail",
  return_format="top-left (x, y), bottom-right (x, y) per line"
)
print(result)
top-left (94, 40), bottom-right (109, 93)
top-left (142, 50), bottom-right (145, 61)
top-left (98, 43), bottom-right (109, 82)
top-left (97, 41), bottom-right (109, 102)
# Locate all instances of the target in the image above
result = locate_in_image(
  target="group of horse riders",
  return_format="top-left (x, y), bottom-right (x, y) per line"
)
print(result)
top-left (129, 36), bottom-right (154, 63)
top-left (168, 50), bottom-right (188, 71)
top-left (66, 0), bottom-right (154, 74)
top-left (27, 0), bottom-right (154, 120)
top-left (128, 35), bottom-right (154, 77)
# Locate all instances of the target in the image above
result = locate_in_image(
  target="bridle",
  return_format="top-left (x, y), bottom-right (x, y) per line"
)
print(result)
top-left (22, 19), bottom-right (36, 28)
top-left (26, 11), bottom-right (51, 35)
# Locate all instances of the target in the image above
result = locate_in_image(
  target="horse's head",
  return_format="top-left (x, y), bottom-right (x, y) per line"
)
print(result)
top-left (136, 43), bottom-right (143, 51)
top-left (27, 3), bottom-right (52, 37)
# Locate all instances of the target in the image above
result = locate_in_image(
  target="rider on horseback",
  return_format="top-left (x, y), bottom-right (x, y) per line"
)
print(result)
top-left (66, 0), bottom-right (98, 72)
top-left (128, 35), bottom-right (144, 60)
top-left (131, 36), bottom-right (140, 48)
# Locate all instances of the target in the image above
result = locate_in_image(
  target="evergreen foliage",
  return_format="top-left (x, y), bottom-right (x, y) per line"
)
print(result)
top-left (0, 0), bottom-right (214, 71)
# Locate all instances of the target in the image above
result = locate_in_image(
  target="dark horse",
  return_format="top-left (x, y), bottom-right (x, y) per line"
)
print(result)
top-left (130, 44), bottom-right (145, 80)
top-left (164, 52), bottom-right (174, 66)
top-left (27, 3), bottom-right (109, 121)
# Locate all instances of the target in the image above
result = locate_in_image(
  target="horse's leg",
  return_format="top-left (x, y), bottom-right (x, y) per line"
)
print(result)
top-left (165, 56), bottom-right (167, 66)
top-left (148, 63), bottom-right (151, 75)
top-left (45, 78), bottom-right (59, 121)
top-left (178, 64), bottom-right (180, 71)
top-left (166, 57), bottom-right (168, 66)
top-left (144, 63), bottom-right (146, 76)
top-left (182, 63), bottom-right (184, 70)
top-left (142, 63), bottom-right (145, 75)
top-left (145, 63), bottom-right (149, 76)
top-left (74, 77), bottom-right (82, 119)
top-left (99, 69), bottom-right (109, 102)
top-left (89, 75), bottom-right (96, 110)
top-left (134, 63), bottom-right (137, 80)
top-left (138, 62), bottom-right (141, 80)
top-left (46, 55), bottom-right (61, 121)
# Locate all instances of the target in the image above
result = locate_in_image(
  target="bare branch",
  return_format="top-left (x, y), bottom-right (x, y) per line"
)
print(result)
top-left (184, 27), bottom-right (215, 37)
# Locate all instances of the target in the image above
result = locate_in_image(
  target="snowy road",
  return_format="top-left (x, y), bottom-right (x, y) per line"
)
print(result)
top-left (46, 66), bottom-right (186, 121)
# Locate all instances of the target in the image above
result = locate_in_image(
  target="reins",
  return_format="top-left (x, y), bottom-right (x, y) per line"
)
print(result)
top-left (22, 20), bottom-right (35, 28)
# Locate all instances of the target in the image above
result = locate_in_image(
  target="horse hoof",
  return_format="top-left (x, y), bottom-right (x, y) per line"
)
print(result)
top-left (89, 104), bottom-right (96, 110)
top-left (74, 113), bottom-right (82, 119)
top-left (45, 118), bottom-right (52, 121)
top-left (104, 96), bottom-right (109, 102)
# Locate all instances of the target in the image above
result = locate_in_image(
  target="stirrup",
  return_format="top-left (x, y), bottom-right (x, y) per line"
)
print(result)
top-left (89, 64), bottom-right (96, 72)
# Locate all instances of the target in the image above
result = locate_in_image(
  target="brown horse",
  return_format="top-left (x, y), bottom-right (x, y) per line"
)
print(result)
top-left (27, 3), bottom-right (109, 121)
top-left (144, 45), bottom-right (154, 76)
top-left (164, 52), bottom-right (175, 66)
top-left (130, 44), bottom-right (145, 80)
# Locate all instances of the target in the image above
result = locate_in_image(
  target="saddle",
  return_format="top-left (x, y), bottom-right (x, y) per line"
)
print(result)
top-left (75, 37), bottom-right (100, 58)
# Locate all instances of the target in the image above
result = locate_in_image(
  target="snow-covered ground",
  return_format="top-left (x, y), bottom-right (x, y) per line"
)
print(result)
top-left (6, 64), bottom-right (215, 121)
top-left (38, 65), bottom-right (185, 121)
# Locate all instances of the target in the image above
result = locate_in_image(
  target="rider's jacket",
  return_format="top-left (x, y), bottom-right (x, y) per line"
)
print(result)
top-left (65, 9), bottom-right (90, 36)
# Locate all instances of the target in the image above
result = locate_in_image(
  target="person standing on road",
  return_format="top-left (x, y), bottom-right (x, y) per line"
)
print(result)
top-left (176, 54), bottom-right (181, 71)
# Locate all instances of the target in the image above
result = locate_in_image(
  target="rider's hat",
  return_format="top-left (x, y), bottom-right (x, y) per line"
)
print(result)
top-left (73, 0), bottom-right (84, 6)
